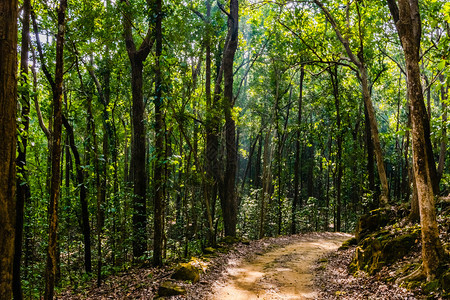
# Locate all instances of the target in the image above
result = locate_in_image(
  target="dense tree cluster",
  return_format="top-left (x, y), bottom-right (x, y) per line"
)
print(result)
top-left (0, 0), bottom-right (448, 298)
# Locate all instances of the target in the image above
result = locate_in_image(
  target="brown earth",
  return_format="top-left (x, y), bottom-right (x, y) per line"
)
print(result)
top-left (208, 232), bottom-right (350, 300)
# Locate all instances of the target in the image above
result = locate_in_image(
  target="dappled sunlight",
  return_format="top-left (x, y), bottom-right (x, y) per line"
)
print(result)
top-left (211, 233), bottom-right (351, 299)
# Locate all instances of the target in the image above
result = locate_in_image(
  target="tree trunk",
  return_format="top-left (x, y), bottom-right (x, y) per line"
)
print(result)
top-left (62, 116), bottom-right (92, 273)
top-left (330, 66), bottom-right (342, 232)
top-left (364, 104), bottom-right (376, 202)
top-left (220, 0), bottom-right (239, 237)
top-left (120, 0), bottom-right (154, 259)
top-left (313, 0), bottom-right (389, 205)
top-left (203, 0), bottom-right (217, 246)
top-left (44, 1), bottom-right (67, 298)
top-left (153, 0), bottom-right (165, 267)
top-left (130, 58), bottom-right (148, 258)
top-left (0, 0), bottom-right (18, 297)
top-left (387, 0), bottom-right (444, 280)
top-left (437, 75), bottom-right (447, 181)
top-left (291, 66), bottom-right (304, 234)
top-left (13, 0), bottom-right (31, 297)
top-left (359, 68), bottom-right (389, 204)
top-left (259, 129), bottom-right (273, 239)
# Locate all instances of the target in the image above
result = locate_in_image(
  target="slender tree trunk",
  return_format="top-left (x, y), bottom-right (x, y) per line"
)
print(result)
top-left (45, 1), bottom-right (67, 298)
top-left (203, 0), bottom-right (217, 246)
top-left (387, 0), bottom-right (444, 280)
top-left (259, 129), bottom-right (273, 238)
top-left (437, 75), bottom-right (447, 181)
top-left (255, 132), bottom-right (262, 188)
top-left (13, 0), bottom-right (31, 297)
top-left (324, 136), bottom-right (332, 230)
top-left (153, 0), bottom-right (165, 266)
top-left (276, 87), bottom-right (292, 235)
top-left (364, 104), bottom-right (376, 201)
top-left (330, 66), bottom-right (342, 232)
top-left (62, 116), bottom-right (92, 273)
top-left (220, 0), bottom-right (239, 237)
top-left (359, 68), bottom-right (390, 204)
top-left (291, 66), bottom-right (304, 234)
top-left (313, 0), bottom-right (389, 205)
top-left (120, 0), bottom-right (154, 259)
top-left (0, 0), bottom-right (18, 297)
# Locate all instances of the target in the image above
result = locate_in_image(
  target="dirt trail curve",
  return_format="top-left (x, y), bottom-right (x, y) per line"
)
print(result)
top-left (209, 232), bottom-right (351, 300)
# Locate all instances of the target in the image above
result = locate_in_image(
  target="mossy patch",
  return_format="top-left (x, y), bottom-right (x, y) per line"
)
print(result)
top-left (441, 269), bottom-right (450, 292)
top-left (222, 236), bottom-right (241, 244)
top-left (422, 279), bottom-right (440, 294)
top-left (203, 247), bottom-right (216, 255)
top-left (158, 280), bottom-right (186, 296)
top-left (355, 208), bottom-right (397, 242)
top-left (338, 237), bottom-right (357, 250)
top-left (171, 262), bottom-right (200, 283)
top-left (350, 229), bottom-right (420, 275)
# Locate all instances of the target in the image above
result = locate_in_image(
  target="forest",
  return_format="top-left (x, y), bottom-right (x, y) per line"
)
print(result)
top-left (0, 0), bottom-right (449, 299)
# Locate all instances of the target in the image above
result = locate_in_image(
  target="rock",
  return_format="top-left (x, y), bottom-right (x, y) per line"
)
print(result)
top-left (422, 279), bottom-right (440, 293)
top-left (158, 280), bottom-right (186, 297)
top-left (349, 229), bottom-right (420, 275)
top-left (222, 236), bottom-right (240, 244)
top-left (241, 238), bottom-right (251, 245)
top-left (204, 247), bottom-right (215, 254)
top-left (338, 237), bottom-right (357, 250)
top-left (355, 208), bottom-right (396, 242)
top-left (440, 269), bottom-right (450, 292)
top-left (171, 262), bottom-right (200, 283)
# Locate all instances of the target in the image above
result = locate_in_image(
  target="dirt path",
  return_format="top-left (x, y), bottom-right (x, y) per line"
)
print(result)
top-left (210, 232), bottom-right (351, 300)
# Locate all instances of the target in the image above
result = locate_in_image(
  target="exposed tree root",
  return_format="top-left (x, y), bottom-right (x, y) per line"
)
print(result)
top-left (395, 265), bottom-right (424, 284)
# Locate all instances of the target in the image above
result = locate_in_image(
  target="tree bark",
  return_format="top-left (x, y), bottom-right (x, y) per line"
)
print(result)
top-left (120, 0), bottom-right (154, 259)
top-left (204, 0), bottom-right (221, 245)
top-left (437, 75), bottom-right (447, 181)
top-left (0, 0), bottom-right (18, 297)
top-left (259, 129), bottom-right (273, 239)
top-left (220, 0), bottom-right (239, 238)
top-left (330, 66), bottom-right (343, 232)
top-left (291, 66), bottom-right (304, 234)
top-left (44, 1), bottom-right (67, 298)
top-left (153, 0), bottom-right (165, 267)
top-left (62, 116), bottom-right (92, 273)
top-left (386, 0), bottom-right (444, 280)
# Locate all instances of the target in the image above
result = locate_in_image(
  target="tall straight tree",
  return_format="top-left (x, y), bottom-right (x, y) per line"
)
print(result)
top-left (44, 0), bottom-right (67, 298)
top-left (220, 0), bottom-right (239, 237)
top-left (313, 0), bottom-right (390, 205)
top-left (0, 0), bottom-right (18, 298)
top-left (13, 0), bottom-right (31, 298)
top-left (204, 0), bottom-right (217, 247)
top-left (386, 0), bottom-right (445, 280)
top-left (291, 65), bottom-right (304, 234)
top-left (120, 0), bottom-right (154, 258)
top-left (153, 0), bottom-right (165, 267)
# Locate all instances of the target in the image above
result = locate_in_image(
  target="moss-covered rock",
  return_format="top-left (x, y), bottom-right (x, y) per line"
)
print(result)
top-left (441, 270), bottom-right (450, 292)
top-left (349, 229), bottom-right (420, 275)
top-left (203, 247), bottom-right (216, 255)
top-left (423, 279), bottom-right (440, 294)
top-left (355, 208), bottom-right (397, 242)
top-left (158, 280), bottom-right (186, 296)
top-left (171, 262), bottom-right (200, 283)
top-left (222, 236), bottom-right (241, 244)
top-left (338, 237), bottom-right (357, 250)
top-left (241, 238), bottom-right (251, 245)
